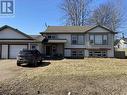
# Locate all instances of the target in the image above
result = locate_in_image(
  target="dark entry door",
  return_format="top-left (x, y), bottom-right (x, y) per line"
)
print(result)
top-left (46, 46), bottom-right (52, 56)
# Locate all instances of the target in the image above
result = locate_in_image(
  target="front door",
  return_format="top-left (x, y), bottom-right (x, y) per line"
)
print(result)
top-left (46, 45), bottom-right (52, 56)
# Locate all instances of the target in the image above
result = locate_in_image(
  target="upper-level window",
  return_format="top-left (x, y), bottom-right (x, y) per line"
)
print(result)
top-left (95, 35), bottom-right (103, 45)
top-left (89, 34), bottom-right (108, 45)
top-left (103, 35), bottom-right (108, 45)
top-left (90, 35), bottom-right (94, 44)
top-left (71, 35), bottom-right (84, 45)
top-left (47, 35), bottom-right (57, 39)
top-left (72, 35), bottom-right (78, 44)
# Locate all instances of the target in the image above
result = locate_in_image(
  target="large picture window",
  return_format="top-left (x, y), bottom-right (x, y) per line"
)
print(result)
top-left (89, 34), bottom-right (108, 45)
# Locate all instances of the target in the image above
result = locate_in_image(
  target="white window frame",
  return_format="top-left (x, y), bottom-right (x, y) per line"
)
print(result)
top-left (89, 51), bottom-right (107, 57)
top-left (71, 35), bottom-right (84, 45)
top-left (71, 50), bottom-right (84, 57)
top-left (95, 35), bottom-right (103, 45)
top-left (89, 34), bottom-right (108, 45)
top-left (71, 35), bottom-right (78, 45)
top-left (90, 35), bottom-right (94, 44)
top-left (103, 35), bottom-right (108, 45)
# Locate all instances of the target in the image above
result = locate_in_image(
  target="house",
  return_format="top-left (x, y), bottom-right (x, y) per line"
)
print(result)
top-left (0, 25), bottom-right (43, 59)
top-left (0, 25), bottom-right (116, 59)
top-left (114, 38), bottom-right (127, 58)
top-left (115, 38), bottom-right (127, 49)
top-left (40, 25), bottom-right (117, 58)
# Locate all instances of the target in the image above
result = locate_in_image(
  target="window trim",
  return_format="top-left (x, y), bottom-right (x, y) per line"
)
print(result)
top-left (89, 34), bottom-right (108, 45)
top-left (47, 34), bottom-right (57, 39)
top-left (89, 50), bottom-right (107, 57)
top-left (71, 49), bottom-right (84, 57)
top-left (71, 34), bottom-right (85, 45)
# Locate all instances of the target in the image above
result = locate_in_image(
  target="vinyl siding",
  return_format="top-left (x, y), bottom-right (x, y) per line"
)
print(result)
top-left (1, 45), bottom-right (8, 59)
top-left (44, 27), bottom-right (115, 57)
top-left (0, 28), bottom-right (28, 39)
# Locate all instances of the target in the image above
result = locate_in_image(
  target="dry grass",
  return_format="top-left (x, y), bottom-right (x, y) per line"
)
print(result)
top-left (0, 58), bottom-right (127, 95)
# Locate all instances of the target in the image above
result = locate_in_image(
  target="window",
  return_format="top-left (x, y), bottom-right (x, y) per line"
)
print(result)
top-left (89, 51), bottom-right (93, 57)
top-left (71, 35), bottom-right (84, 45)
top-left (52, 45), bottom-right (57, 53)
top-left (71, 50), bottom-right (84, 57)
top-left (78, 50), bottom-right (84, 56)
top-left (31, 45), bottom-right (37, 50)
top-left (89, 34), bottom-right (108, 45)
top-left (90, 35), bottom-right (94, 44)
top-left (78, 35), bottom-right (84, 44)
top-left (95, 35), bottom-right (103, 45)
top-left (71, 50), bottom-right (77, 57)
top-left (72, 35), bottom-right (78, 45)
top-left (89, 51), bottom-right (107, 57)
top-left (103, 35), bottom-right (108, 45)
top-left (47, 35), bottom-right (57, 39)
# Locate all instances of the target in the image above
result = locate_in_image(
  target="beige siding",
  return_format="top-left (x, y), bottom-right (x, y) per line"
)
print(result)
top-left (107, 49), bottom-right (114, 57)
top-left (57, 34), bottom-right (71, 48)
top-left (45, 27), bottom-right (115, 57)
top-left (64, 49), bottom-right (71, 57)
top-left (88, 27), bottom-right (110, 33)
top-left (85, 50), bottom-right (89, 57)
top-left (2, 45), bottom-right (8, 59)
top-left (0, 28), bottom-right (28, 39)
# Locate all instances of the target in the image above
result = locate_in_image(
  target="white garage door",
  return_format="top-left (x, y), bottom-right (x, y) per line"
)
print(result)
top-left (9, 45), bottom-right (27, 58)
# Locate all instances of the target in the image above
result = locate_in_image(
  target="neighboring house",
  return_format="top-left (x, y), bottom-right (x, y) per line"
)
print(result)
top-left (0, 25), bottom-right (42, 59)
top-left (40, 25), bottom-right (117, 58)
top-left (115, 38), bottom-right (127, 49)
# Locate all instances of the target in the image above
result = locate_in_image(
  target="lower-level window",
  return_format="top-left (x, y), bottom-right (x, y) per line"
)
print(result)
top-left (71, 50), bottom-right (84, 57)
top-left (31, 44), bottom-right (37, 50)
top-left (89, 51), bottom-right (107, 57)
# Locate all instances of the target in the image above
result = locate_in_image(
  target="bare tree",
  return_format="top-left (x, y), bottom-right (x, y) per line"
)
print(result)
top-left (89, 1), bottom-right (125, 32)
top-left (61, 0), bottom-right (92, 26)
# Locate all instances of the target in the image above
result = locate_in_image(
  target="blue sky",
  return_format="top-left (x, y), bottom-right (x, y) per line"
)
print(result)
top-left (0, 0), bottom-right (127, 35)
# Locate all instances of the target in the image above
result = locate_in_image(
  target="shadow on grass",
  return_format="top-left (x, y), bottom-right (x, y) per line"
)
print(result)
top-left (20, 61), bottom-right (51, 68)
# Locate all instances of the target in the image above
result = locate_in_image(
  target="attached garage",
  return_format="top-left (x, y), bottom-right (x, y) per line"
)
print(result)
top-left (0, 25), bottom-right (34, 59)
top-left (9, 45), bottom-right (28, 58)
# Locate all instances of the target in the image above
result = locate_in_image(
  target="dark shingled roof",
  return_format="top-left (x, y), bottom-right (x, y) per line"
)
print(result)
top-left (41, 25), bottom-right (117, 34)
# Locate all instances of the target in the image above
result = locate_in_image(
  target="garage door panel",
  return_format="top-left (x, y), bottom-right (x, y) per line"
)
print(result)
top-left (9, 45), bottom-right (27, 59)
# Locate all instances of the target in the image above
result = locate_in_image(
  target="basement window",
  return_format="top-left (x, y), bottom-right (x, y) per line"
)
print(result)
top-left (89, 51), bottom-right (107, 57)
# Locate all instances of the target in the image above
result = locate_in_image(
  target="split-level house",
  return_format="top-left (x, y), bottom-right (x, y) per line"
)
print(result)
top-left (41, 25), bottom-right (117, 58)
top-left (0, 25), bottom-right (116, 59)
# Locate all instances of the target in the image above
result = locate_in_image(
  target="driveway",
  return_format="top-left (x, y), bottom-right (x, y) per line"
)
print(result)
top-left (0, 60), bottom-right (20, 81)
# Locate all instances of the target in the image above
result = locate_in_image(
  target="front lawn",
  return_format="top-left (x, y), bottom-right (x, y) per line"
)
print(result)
top-left (0, 58), bottom-right (127, 95)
